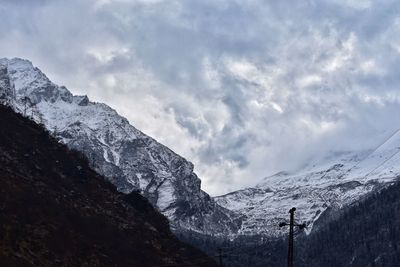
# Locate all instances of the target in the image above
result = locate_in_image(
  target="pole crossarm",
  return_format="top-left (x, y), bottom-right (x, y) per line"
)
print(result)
top-left (278, 207), bottom-right (307, 267)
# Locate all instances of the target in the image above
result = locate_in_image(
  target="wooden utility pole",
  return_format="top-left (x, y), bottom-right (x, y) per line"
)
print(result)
top-left (287, 208), bottom-right (295, 267)
top-left (279, 207), bottom-right (306, 267)
top-left (218, 247), bottom-right (224, 267)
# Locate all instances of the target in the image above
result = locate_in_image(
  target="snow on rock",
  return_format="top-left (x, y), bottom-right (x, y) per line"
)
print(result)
top-left (3, 57), bottom-right (398, 239)
top-left (0, 58), bottom-right (241, 236)
top-left (215, 146), bottom-right (400, 237)
top-left (0, 65), bottom-right (14, 106)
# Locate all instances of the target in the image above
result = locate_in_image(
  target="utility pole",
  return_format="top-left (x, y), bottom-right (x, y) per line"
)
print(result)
top-left (288, 208), bottom-right (295, 267)
top-left (279, 207), bottom-right (306, 267)
top-left (218, 247), bottom-right (224, 267)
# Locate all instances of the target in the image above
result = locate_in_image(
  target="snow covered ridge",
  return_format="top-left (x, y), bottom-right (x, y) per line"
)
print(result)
top-left (215, 143), bottom-right (400, 236)
top-left (2, 57), bottom-right (399, 239)
top-left (0, 57), bottom-right (241, 236)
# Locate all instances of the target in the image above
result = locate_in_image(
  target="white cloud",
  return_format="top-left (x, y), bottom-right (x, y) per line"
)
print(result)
top-left (297, 75), bottom-right (322, 88)
top-left (1, 0), bottom-right (400, 195)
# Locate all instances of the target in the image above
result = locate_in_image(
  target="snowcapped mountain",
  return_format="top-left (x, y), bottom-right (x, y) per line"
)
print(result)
top-left (0, 57), bottom-right (241, 235)
top-left (215, 137), bottom-right (400, 237)
top-left (2, 57), bottom-right (399, 240)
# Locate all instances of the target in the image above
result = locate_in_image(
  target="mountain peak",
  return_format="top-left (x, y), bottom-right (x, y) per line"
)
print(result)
top-left (0, 58), bottom-right (241, 236)
top-left (216, 132), bottom-right (400, 237)
top-left (0, 57), bottom-right (34, 68)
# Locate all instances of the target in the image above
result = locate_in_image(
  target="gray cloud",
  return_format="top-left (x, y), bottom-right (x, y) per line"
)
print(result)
top-left (1, 0), bottom-right (400, 195)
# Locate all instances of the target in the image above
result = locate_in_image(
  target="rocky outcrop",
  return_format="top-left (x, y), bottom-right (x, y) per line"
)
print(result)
top-left (0, 57), bottom-right (241, 236)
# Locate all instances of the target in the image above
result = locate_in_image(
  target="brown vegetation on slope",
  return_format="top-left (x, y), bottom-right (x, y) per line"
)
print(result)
top-left (0, 105), bottom-right (216, 267)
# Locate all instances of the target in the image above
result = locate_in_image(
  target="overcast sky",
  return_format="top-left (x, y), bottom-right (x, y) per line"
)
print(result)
top-left (2, 0), bottom-right (400, 195)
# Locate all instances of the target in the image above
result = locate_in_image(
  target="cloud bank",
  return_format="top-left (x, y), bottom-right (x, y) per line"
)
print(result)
top-left (2, 0), bottom-right (400, 195)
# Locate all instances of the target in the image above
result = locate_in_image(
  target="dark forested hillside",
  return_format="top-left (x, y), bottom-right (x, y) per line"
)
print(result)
top-left (0, 105), bottom-right (217, 267)
top-left (181, 180), bottom-right (400, 267)
top-left (296, 179), bottom-right (400, 267)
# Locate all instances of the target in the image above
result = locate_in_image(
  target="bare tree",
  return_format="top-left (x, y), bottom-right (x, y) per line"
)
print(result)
top-left (21, 96), bottom-right (33, 117)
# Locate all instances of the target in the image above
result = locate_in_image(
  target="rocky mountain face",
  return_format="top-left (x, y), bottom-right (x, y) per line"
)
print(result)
top-left (2, 57), bottom-right (399, 242)
top-left (0, 57), bottom-right (241, 236)
top-left (215, 137), bottom-right (400, 237)
top-left (0, 104), bottom-right (218, 267)
top-left (0, 65), bottom-right (15, 106)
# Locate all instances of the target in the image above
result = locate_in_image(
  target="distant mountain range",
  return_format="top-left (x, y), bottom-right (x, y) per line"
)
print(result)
top-left (215, 143), bottom-right (400, 236)
top-left (1, 57), bottom-right (399, 241)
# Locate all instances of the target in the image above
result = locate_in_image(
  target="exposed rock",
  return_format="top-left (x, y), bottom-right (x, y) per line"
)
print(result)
top-left (0, 57), bottom-right (241, 236)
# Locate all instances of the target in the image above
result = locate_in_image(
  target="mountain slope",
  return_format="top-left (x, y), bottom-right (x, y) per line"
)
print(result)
top-left (0, 104), bottom-right (217, 267)
top-left (215, 142), bottom-right (400, 237)
top-left (296, 179), bottom-right (400, 267)
top-left (198, 179), bottom-right (400, 267)
top-left (0, 57), bottom-right (241, 236)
